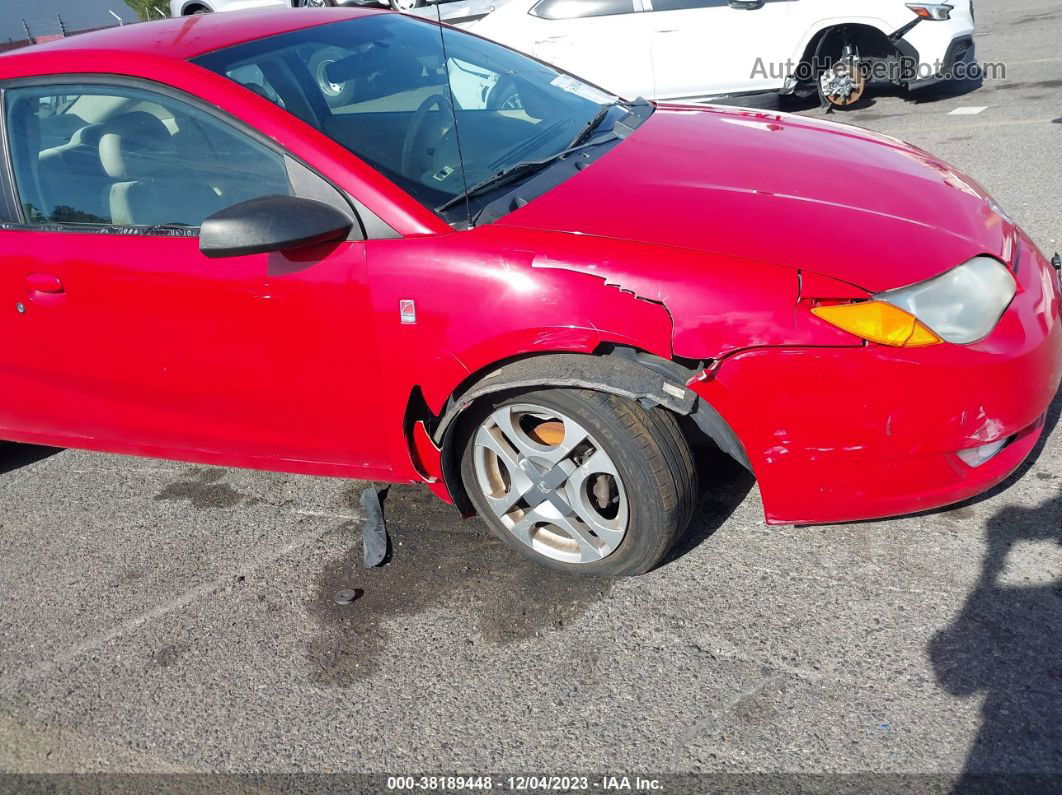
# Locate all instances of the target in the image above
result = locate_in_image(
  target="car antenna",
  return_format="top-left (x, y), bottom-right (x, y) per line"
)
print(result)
top-left (434, 5), bottom-right (473, 229)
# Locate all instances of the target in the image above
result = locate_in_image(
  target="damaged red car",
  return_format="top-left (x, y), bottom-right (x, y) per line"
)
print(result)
top-left (0, 9), bottom-right (1059, 576)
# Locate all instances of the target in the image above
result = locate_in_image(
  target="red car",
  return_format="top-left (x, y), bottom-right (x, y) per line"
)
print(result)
top-left (0, 9), bottom-right (1058, 576)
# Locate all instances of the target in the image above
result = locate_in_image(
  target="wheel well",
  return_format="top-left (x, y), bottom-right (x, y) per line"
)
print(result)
top-left (407, 348), bottom-right (749, 515)
top-left (181, 2), bottom-right (211, 13)
top-left (794, 24), bottom-right (906, 88)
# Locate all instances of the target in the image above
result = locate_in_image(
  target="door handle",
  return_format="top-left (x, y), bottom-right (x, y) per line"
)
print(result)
top-left (25, 272), bottom-right (65, 305)
top-left (728, 0), bottom-right (765, 8)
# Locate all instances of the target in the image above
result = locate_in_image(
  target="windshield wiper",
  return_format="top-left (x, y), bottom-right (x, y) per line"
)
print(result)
top-left (568, 101), bottom-right (621, 150)
top-left (436, 133), bottom-right (620, 214)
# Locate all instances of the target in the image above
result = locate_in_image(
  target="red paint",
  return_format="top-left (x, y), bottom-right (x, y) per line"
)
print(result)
top-left (0, 12), bottom-right (1058, 527)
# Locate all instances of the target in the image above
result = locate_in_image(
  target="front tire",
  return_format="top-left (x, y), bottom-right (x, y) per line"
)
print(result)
top-left (459, 389), bottom-right (696, 577)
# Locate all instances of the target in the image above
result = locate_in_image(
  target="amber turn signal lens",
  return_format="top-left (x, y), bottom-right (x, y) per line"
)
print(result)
top-left (812, 301), bottom-right (943, 347)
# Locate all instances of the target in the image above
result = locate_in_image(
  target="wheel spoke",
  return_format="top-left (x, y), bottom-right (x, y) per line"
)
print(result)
top-left (488, 406), bottom-right (537, 460)
top-left (507, 505), bottom-right (547, 547)
top-left (548, 511), bottom-right (607, 562)
top-left (474, 425), bottom-right (534, 517)
top-left (475, 423), bottom-right (521, 472)
top-left (488, 406), bottom-right (591, 466)
top-left (565, 450), bottom-right (628, 551)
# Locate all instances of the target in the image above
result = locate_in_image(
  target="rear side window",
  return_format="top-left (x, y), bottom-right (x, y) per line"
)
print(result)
top-left (4, 84), bottom-right (293, 230)
top-left (531, 0), bottom-right (637, 19)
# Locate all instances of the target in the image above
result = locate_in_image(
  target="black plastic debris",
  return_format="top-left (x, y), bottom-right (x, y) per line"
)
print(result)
top-left (334, 589), bottom-right (363, 605)
top-left (361, 485), bottom-right (390, 568)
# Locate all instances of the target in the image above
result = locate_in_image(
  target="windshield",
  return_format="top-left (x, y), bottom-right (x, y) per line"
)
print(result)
top-left (194, 14), bottom-right (629, 223)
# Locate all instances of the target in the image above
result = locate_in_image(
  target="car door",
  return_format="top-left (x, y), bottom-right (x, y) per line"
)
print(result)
top-left (0, 81), bottom-right (391, 476)
top-left (646, 0), bottom-right (794, 99)
top-left (520, 0), bottom-right (656, 99)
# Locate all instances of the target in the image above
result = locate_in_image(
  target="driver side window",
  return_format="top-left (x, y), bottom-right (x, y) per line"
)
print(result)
top-left (5, 84), bottom-right (293, 230)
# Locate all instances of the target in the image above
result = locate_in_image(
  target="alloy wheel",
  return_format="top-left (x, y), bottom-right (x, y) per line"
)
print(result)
top-left (472, 403), bottom-right (629, 564)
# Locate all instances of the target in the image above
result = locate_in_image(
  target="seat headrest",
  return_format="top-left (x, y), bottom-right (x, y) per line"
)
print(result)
top-left (99, 111), bottom-right (177, 181)
top-left (71, 123), bottom-right (106, 149)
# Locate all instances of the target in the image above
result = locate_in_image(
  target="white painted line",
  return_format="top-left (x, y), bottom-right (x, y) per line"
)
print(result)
top-left (0, 526), bottom-right (328, 694)
top-left (295, 509), bottom-right (357, 520)
top-left (948, 106), bottom-right (989, 115)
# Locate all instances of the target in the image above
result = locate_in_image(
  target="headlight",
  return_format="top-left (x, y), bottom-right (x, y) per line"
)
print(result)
top-left (906, 3), bottom-right (953, 20)
top-left (811, 257), bottom-right (1016, 347)
top-left (876, 256), bottom-right (1016, 344)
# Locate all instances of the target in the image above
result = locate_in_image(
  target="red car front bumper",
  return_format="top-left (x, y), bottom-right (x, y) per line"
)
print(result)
top-left (693, 237), bottom-right (1062, 525)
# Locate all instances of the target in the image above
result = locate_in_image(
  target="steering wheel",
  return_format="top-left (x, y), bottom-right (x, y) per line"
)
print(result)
top-left (401, 93), bottom-right (455, 176)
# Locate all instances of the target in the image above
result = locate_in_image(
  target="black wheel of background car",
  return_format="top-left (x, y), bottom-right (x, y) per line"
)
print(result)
top-left (306, 46), bottom-right (356, 108)
top-left (296, 0), bottom-right (336, 6)
top-left (459, 388), bottom-right (697, 577)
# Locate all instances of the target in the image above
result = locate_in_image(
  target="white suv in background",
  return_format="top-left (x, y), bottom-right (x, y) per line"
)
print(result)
top-left (170, 0), bottom-right (427, 16)
top-left (468, 0), bottom-right (977, 107)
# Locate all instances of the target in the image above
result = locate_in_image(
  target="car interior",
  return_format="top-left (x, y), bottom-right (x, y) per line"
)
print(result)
top-left (192, 14), bottom-right (602, 211)
top-left (4, 15), bottom-right (606, 229)
top-left (7, 87), bottom-right (292, 228)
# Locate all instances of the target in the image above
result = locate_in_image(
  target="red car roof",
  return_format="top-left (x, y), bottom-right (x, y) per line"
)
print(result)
top-left (0, 7), bottom-right (384, 63)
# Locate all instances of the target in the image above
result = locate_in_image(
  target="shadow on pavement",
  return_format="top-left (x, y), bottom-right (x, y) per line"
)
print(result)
top-left (662, 444), bottom-right (756, 567)
top-left (0, 442), bottom-right (61, 475)
top-left (929, 495), bottom-right (1062, 786)
top-left (712, 75), bottom-right (984, 114)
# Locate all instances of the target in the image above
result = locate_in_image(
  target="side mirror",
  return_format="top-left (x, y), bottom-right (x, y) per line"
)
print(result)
top-left (199, 195), bottom-right (354, 259)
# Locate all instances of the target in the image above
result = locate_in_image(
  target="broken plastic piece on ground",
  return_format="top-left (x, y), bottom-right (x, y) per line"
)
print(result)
top-left (361, 485), bottom-right (390, 568)
top-left (334, 588), bottom-right (363, 605)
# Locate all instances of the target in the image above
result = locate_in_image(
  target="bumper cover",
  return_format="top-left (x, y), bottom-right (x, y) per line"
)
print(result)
top-left (693, 236), bottom-right (1062, 525)
top-left (908, 35), bottom-right (978, 90)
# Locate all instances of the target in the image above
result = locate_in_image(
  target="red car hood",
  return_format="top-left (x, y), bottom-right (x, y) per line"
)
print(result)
top-left (498, 105), bottom-right (1013, 293)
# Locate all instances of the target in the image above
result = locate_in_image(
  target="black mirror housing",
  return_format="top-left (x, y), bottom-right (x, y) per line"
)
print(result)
top-left (200, 195), bottom-right (354, 259)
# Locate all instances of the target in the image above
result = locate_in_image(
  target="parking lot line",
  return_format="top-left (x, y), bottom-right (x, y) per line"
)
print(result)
top-left (0, 525), bottom-right (329, 697)
top-left (948, 106), bottom-right (990, 115)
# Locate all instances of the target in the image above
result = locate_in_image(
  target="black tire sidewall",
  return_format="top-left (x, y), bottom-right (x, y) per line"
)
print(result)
top-left (459, 389), bottom-right (687, 577)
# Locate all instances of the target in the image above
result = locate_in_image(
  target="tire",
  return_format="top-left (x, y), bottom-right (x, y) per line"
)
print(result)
top-left (459, 388), bottom-right (697, 577)
top-left (296, 0), bottom-right (336, 6)
top-left (306, 46), bottom-right (356, 108)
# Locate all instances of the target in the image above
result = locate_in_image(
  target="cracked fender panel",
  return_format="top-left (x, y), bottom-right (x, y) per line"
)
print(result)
top-left (474, 225), bottom-right (859, 360)
top-left (365, 232), bottom-right (678, 477)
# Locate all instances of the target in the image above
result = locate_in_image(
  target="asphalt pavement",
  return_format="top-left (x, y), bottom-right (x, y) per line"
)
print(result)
top-left (0, 0), bottom-right (1059, 784)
